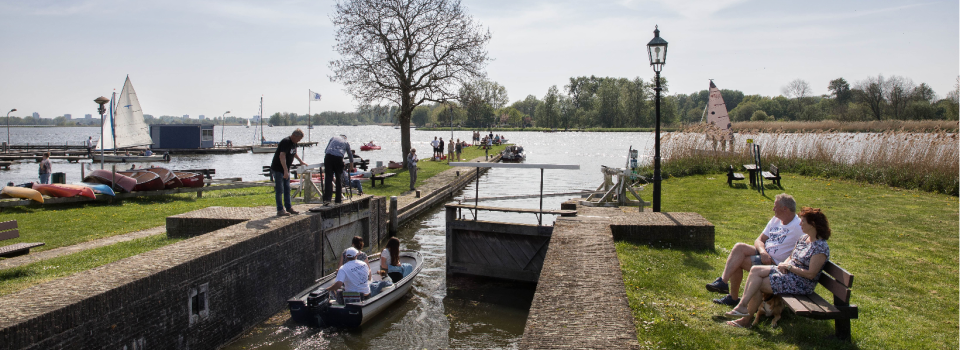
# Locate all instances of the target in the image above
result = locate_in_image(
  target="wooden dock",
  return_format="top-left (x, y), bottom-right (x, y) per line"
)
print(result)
top-left (0, 155), bottom-right (88, 162)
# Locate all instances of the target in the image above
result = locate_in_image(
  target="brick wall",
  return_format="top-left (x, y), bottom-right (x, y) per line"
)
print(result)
top-left (0, 197), bottom-right (386, 350)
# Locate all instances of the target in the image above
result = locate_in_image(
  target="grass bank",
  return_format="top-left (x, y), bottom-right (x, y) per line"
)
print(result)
top-left (617, 174), bottom-right (958, 349)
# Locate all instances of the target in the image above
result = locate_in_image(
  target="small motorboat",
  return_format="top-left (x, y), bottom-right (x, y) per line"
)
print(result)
top-left (118, 171), bottom-right (165, 192)
top-left (174, 172), bottom-right (204, 188)
top-left (288, 251), bottom-right (423, 328)
top-left (84, 169), bottom-right (138, 193)
top-left (500, 145), bottom-right (525, 163)
top-left (360, 144), bottom-right (381, 151)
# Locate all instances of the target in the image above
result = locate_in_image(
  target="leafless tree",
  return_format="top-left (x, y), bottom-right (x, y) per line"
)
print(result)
top-left (781, 79), bottom-right (811, 118)
top-left (885, 75), bottom-right (915, 120)
top-left (854, 75), bottom-right (887, 120)
top-left (329, 0), bottom-right (492, 164)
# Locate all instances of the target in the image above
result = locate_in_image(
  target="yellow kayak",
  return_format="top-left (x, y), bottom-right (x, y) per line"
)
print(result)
top-left (2, 186), bottom-right (44, 203)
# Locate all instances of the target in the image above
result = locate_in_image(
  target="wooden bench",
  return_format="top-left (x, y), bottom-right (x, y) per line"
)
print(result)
top-left (727, 165), bottom-right (745, 186)
top-left (780, 261), bottom-right (858, 341)
top-left (762, 164), bottom-right (781, 188)
top-left (369, 166), bottom-right (396, 188)
top-left (0, 220), bottom-right (44, 258)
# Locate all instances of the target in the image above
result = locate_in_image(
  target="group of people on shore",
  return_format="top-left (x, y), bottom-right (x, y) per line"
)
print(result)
top-left (428, 136), bottom-right (465, 163)
top-left (270, 129), bottom-right (363, 216)
top-left (324, 236), bottom-right (411, 302)
top-left (706, 193), bottom-right (833, 329)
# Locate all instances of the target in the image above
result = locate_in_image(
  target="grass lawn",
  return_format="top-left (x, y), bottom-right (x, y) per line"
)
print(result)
top-left (617, 173), bottom-right (958, 349)
top-left (363, 144), bottom-right (505, 197)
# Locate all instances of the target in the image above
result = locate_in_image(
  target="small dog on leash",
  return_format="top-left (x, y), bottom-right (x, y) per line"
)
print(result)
top-left (752, 293), bottom-right (784, 328)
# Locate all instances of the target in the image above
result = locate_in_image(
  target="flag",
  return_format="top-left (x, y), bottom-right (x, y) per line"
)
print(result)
top-left (310, 90), bottom-right (322, 101)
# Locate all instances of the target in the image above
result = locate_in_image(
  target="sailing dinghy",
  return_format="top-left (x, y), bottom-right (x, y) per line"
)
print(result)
top-left (93, 76), bottom-right (165, 163)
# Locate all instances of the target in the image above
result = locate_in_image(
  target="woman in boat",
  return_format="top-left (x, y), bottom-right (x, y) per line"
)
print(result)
top-left (338, 236), bottom-right (369, 268)
top-left (724, 207), bottom-right (831, 328)
top-left (380, 237), bottom-right (404, 283)
top-left (367, 140), bottom-right (376, 147)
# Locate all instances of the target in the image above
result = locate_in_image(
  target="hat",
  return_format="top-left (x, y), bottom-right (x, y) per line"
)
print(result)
top-left (344, 247), bottom-right (359, 258)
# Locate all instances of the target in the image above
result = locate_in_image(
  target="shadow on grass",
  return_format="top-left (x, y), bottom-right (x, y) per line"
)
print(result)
top-left (0, 268), bottom-right (31, 279)
top-left (709, 314), bottom-right (861, 349)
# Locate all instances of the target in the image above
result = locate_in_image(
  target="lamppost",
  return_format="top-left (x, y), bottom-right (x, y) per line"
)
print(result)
top-left (646, 25), bottom-right (668, 212)
top-left (94, 96), bottom-right (110, 169)
top-left (6, 108), bottom-right (15, 152)
top-left (221, 111), bottom-right (230, 145)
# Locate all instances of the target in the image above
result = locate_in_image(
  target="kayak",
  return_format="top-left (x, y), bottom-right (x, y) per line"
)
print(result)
top-left (1, 186), bottom-right (43, 203)
top-left (84, 169), bottom-right (138, 193)
top-left (32, 184), bottom-right (84, 198)
top-left (360, 145), bottom-right (381, 151)
top-left (51, 184), bottom-right (97, 199)
top-left (79, 182), bottom-right (116, 196)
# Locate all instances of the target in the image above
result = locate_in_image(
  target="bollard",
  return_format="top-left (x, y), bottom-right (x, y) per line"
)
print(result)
top-left (415, 190), bottom-right (421, 198)
top-left (389, 196), bottom-right (398, 235)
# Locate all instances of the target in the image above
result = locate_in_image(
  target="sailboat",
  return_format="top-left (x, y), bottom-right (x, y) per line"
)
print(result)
top-left (246, 119), bottom-right (250, 128)
top-left (92, 76), bottom-right (168, 162)
top-left (251, 97), bottom-right (278, 153)
top-left (701, 80), bottom-right (735, 152)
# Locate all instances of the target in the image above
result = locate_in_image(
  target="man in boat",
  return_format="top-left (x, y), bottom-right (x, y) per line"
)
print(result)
top-left (272, 129), bottom-right (307, 216)
top-left (705, 194), bottom-right (803, 306)
top-left (322, 134), bottom-right (355, 205)
top-left (326, 247), bottom-right (371, 300)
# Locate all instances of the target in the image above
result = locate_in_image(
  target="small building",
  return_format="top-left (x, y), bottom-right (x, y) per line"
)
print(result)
top-left (150, 124), bottom-right (215, 149)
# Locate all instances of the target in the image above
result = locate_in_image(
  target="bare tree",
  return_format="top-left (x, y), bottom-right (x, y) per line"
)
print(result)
top-left (781, 79), bottom-right (811, 119)
top-left (885, 75), bottom-right (915, 120)
top-left (330, 0), bottom-right (492, 164)
top-left (854, 75), bottom-right (887, 120)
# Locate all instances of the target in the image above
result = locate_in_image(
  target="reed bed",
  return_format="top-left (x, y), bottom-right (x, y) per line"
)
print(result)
top-left (732, 120), bottom-right (959, 133)
top-left (650, 125), bottom-right (959, 195)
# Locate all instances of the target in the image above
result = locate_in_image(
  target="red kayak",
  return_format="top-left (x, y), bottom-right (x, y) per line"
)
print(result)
top-left (31, 184), bottom-right (84, 198)
top-left (360, 145), bottom-right (381, 151)
top-left (84, 169), bottom-right (138, 193)
top-left (52, 184), bottom-right (97, 199)
top-left (118, 171), bottom-right (165, 192)
top-left (174, 172), bottom-right (204, 188)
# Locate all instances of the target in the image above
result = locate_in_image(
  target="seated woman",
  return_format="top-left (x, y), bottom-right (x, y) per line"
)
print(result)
top-left (380, 237), bottom-right (405, 283)
top-left (724, 207), bottom-right (832, 328)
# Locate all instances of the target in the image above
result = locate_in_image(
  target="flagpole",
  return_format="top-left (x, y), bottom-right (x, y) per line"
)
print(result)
top-left (308, 90), bottom-right (311, 143)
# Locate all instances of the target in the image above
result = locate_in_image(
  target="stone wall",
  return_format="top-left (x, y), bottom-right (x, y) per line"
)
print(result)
top-left (0, 196), bottom-right (386, 350)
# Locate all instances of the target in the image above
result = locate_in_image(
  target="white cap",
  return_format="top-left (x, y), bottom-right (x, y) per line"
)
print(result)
top-left (344, 247), bottom-right (359, 258)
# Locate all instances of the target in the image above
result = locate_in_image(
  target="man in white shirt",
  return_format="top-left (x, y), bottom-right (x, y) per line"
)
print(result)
top-left (327, 247), bottom-right (371, 297)
top-left (706, 193), bottom-right (804, 306)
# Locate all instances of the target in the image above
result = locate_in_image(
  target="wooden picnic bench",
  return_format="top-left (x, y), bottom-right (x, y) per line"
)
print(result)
top-left (727, 165), bottom-right (745, 186)
top-left (369, 166), bottom-right (396, 188)
top-left (762, 164), bottom-right (782, 188)
top-left (780, 261), bottom-right (858, 341)
top-left (0, 220), bottom-right (44, 258)
top-left (742, 163), bottom-right (760, 187)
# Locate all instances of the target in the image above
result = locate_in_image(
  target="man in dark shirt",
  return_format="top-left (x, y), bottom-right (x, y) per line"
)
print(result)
top-left (323, 134), bottom-right (355, 205)
top-left (271, 129), bottom-right (307, 216)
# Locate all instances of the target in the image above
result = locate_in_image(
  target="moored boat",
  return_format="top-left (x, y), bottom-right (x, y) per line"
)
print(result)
top-left (117, 171), bottom-right (165, 192)
top-left (287, 251), bottom-right (423, 328)
top-left (500, 145), bottom-right (525, 163)
top-left (84, 169), bottom-right (138, 192)
top-left (174, 172), bottom-right (204, 188)
top-left (359, 144), bottom-right (381, 151)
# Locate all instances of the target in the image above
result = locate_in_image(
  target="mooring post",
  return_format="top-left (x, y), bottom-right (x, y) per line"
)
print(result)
top-left (389, 196), bottom-right (398, 234)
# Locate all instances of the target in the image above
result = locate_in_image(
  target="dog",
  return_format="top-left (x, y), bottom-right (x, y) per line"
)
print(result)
top-left (752, 293), bottom-right (784, 328)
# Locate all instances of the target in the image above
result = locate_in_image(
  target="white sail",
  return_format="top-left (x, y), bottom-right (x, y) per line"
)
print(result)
top-left (705, 80), bottom-right (732, 141)
top-left (112, 76), bottom-right (154, 148)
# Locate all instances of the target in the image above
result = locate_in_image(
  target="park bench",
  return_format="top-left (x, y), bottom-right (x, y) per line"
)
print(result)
top-left (369, 166), bottom-right (396, 188)
top-left (779, 261), bottom-right (858, 341)
top-left (727, 165), bottom-right (745, 186)
top-left (762, 164), bottom-right (782, 188)
top-left (0, 220), bottom-right (45, 258)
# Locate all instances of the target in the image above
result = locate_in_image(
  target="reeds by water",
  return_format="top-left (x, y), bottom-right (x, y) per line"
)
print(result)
top-left (649, 125), bottom-right (959, 195)
top-left (732, 120), bottom-right (958, 133)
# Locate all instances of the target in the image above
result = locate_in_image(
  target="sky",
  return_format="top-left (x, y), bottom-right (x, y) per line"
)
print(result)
top-left (1, 0), bottom-right (957, 120)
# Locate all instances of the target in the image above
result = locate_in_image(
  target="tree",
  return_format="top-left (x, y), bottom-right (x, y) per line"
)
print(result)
top-left (854, 75), bottom-right (887, 120)
top-left (329, 0), bottom-right (492, 165)
top-left (411, 105), bottom-right (431, 126)
top-left (458, 79), bottom-right (508, 127)
top-left (885, 75), bottom-right (914, 120)
top-left (781, 79), bottom-right (811, 119)
top-left (827, 78), bottom-right (852, 104)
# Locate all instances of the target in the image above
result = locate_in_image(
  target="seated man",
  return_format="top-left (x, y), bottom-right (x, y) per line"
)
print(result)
top-left (705, 193), bottom-right (804, 306)
top-left (326, 247), bottom-right (371, 300)
top-left (344, 168), bottom-right (365, 195)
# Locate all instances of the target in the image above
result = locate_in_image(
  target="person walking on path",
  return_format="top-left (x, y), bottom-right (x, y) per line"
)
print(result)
top-left (271, 129), bottom-right (307, 216)
top-left (407, 148), bottom-right (418, 191)
top-left (85, 137), bottom-right (93, 156)
top-left (38, 153), bottom-right (52, 184)
top-left (323, 134), bottom-right (355, 205)
top-left (705, 193), bottom-right (803, 306)
top-left (455, 138), bottom-right (462, 161)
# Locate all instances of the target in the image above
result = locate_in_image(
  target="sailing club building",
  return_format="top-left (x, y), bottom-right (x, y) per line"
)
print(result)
top-left (149, 124), bottom-right (215, 149)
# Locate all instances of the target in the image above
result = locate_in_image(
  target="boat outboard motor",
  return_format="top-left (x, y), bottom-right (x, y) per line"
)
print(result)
top-left (307, 289), bottom-right (331, 310)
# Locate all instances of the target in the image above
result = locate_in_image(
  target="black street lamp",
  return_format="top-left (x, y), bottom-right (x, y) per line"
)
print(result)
top-left (94, 96), bottom-right (110, 169)
top-left (6, 108), bottom-right (16, 152)
top-left (647, 25), bottom-right (668, 212)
